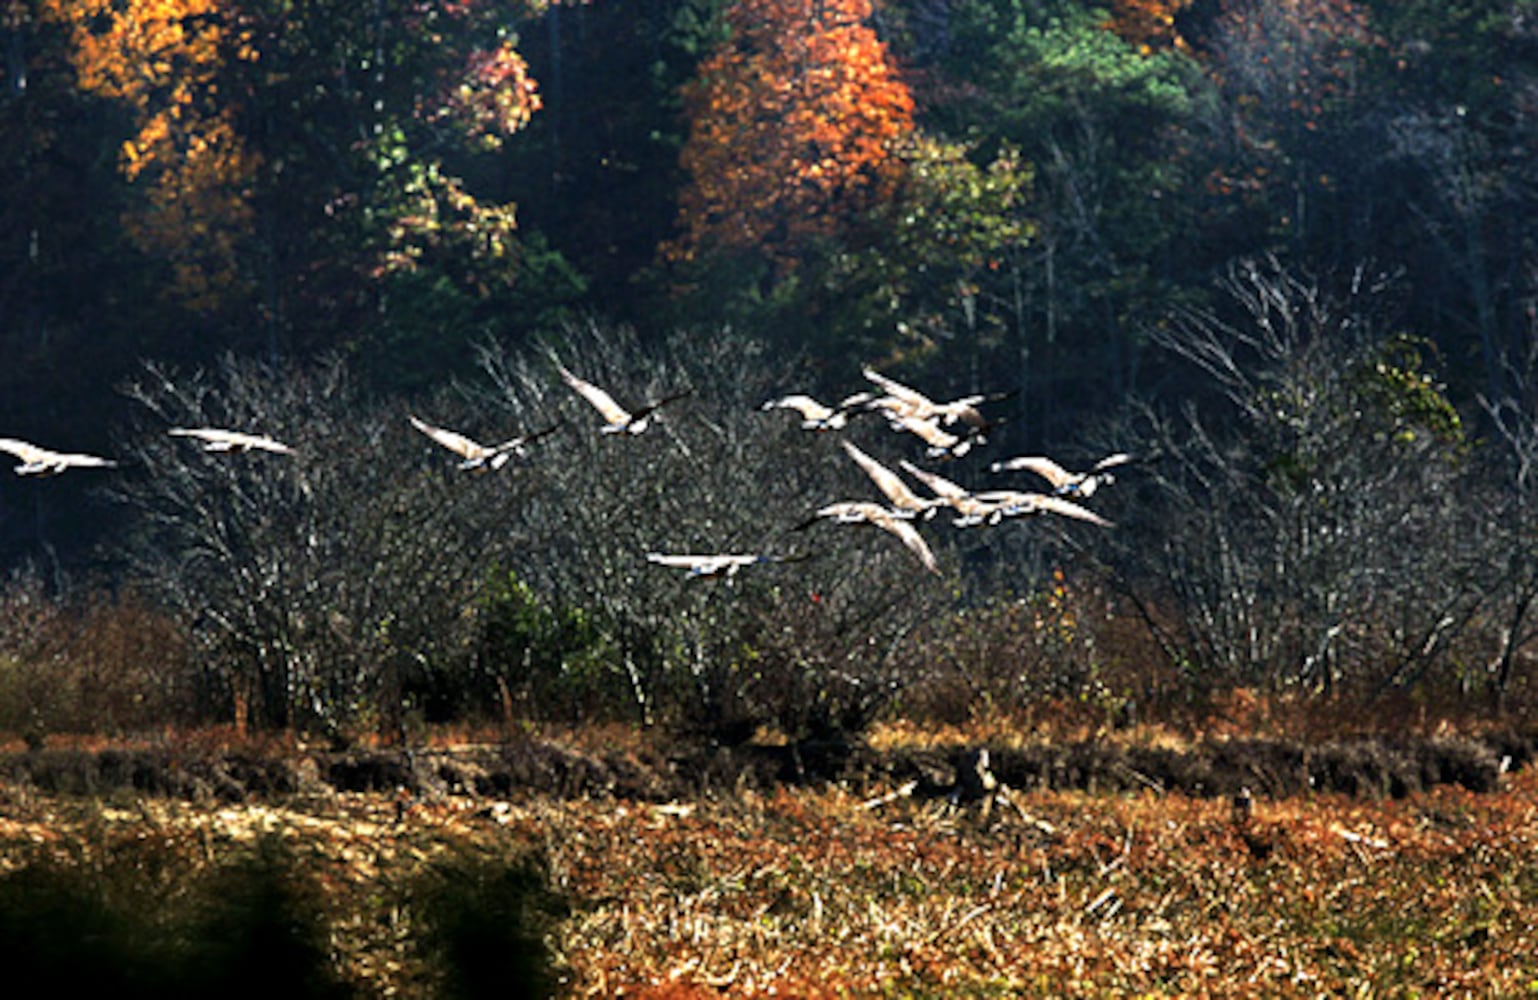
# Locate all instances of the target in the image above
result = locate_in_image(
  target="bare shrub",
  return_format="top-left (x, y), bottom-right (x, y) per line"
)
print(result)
top-left (103, 324), bottom-right (1115, 743)
top-left (892, 558), bottom-right (1168, 733)
top-left (0, 568), bottom-right (64, 746)
top-left (0, 568), bottom-right (190, 745)
top-left (112, 355), bottom-right (522, 741)
top-left (1112, 259), bottom-right (1481, 695)
top-left (1475, 319), bottom-right (1538, 705)
top-left (473, 322), bottom-right (955, 742)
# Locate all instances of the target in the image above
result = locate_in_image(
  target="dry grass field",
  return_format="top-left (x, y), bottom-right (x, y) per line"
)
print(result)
top-left (1, 718), bottom-right (1536, 997)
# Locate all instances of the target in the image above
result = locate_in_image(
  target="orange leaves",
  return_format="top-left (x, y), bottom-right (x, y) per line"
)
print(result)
top-left (45, 0), bottom-right (245, 114)
top-left (1201, 0), bottom-right (1378, 226)
top-left (42, 0), bottom-right (258, 309)
top-left (1210, 0), bottom-right (1376, 125)
top-left (1101, 0), bottom-right (1194, 54)
top-left (122, 112), bottom-right (260, 310)
top-left (667, 0), bottom-right (916, 268)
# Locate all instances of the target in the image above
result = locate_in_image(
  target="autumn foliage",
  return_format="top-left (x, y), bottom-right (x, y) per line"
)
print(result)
top-left (41, 0), bottom-right (261, 310)
top-left (1203, 0), bottom-right (1378, 209)
top-left (1101, 0), bottom-right (1193, 53)
top-left (1209, 0), bottom-right (1375, 121)
top-left (667, 0), bottom-right (916, 269)
top-left (37, 0), bottom-right (544, 312)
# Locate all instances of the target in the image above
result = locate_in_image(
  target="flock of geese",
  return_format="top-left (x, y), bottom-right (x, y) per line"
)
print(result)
top-left (761, 368), bottom-right (1129, 577)
top-left (0, 363), bottom-right (692, 476)
top-left (0, 363), bottom-right (1132, 579)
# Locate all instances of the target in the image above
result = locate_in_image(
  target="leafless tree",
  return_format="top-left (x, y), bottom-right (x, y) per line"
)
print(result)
top-left (112, 354), bottom-right (525, 740)
top-left (1111, 259), bottom-right (1481, 695)
top-left (1476, 304), bottom-right (1538, 704)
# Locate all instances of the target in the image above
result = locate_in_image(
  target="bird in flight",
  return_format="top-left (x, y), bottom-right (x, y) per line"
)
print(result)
top-left (761, 392), bottom-right (873, 432)
top-left (795, 500), bottom-right (939, 575)
top-left (898, 460), bottom-right (1112, 527)
top-left (896, 460), bottom-right (1006, 527)
top-left (980, 490), bottom-right (1114, 528)
top-left (0, 438), bottom-right (118, 476)
top-left (889, 413), bottom-right (975, 459)
top-left (841, 440), bottom-right (941, 519)
top-left (862, 367), bottom-right (1011, 433)
top-left (409, 415), bottom-right (559, 471)
top-left (558, 364), bottom-right (692, 435)
top-left (645, 551), bottom-right (805, 579)
top-left (990, 453), bottom-right (1135, 499)
top-left (169, 427), bottom-right (295, 455)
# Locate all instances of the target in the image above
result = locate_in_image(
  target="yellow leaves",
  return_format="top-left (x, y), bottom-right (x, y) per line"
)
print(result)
top-left (46, 0), bottom-right (232, 97)
top-left (370, 162), bottom-right (521, 289)
top-left (42, 0), bottom-right (258, 309)
top-left (120, 107), bottom-right (260, 309)
top-left (44, 0), bottom-right (537, 308)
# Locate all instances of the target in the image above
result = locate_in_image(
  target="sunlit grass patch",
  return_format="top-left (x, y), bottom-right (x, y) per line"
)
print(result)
top-left (0, 768), bottom-right (1534, 995)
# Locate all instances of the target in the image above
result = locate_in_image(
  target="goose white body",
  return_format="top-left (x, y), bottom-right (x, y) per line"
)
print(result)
top-left (169, 427), bottom-right (294, 455)
top-left (0, 438), bottom-right (117, 476)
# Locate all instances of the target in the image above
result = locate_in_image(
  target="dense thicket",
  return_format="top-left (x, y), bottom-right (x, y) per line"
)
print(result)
top-left (1, 0), bottom-right (1535, 738)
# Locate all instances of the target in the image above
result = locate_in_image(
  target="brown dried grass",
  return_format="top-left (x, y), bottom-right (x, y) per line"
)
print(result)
top-left (1, 766), bottom-right (1534, 996)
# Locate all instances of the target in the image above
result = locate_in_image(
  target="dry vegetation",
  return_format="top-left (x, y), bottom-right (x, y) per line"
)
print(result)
top-left (0, 734), bottom-right (1535, 996)
top-left (540, 774), bottom-right (1538, 996)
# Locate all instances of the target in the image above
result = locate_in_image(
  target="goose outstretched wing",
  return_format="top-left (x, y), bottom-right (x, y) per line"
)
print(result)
top-left (170, 427), bottom-right (294, 454)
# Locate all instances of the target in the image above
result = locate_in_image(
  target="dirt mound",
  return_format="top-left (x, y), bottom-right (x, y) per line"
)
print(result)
top-left (0, 730), bottom-right (1531, 804)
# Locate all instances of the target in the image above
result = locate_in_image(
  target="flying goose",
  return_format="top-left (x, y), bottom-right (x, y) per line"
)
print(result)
top-left (932, 393), bottom-right (1012, 431)
top-left (794, 500), bottom-right (939, 574)
top-left (896, 459), bottom-right (969, 502)
top-left (0, 438), bottom-right (118, 476)
top-left (645, 552), bottom-right (803, 579)
top-left (990, 453), bottom-right (1135, 499)
top-left (862, 367), bottom-right (932, 411)
top-left (796, 500), bottom-right (905, 527)
top-left (863, 367), bottom-right (1010, 431)
top-left (979, 490), bottom-right (1113, 527)
top-left (898, 460), bottom-right (1111, 527)
top-left (409, 414), bottom-right (559, 471)
top-left (841, 440), bottom-right (941, 518)
top-left (889, 413), bottom-right (974, 459)
top-left (896, 460), bottom-right (1004, 526)
top-left (761, 392), bottom-right (873, 431)
top-left (558, 364), bottom-right (692, 435)
top-left (169, 427), bottom-right (295, 455)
